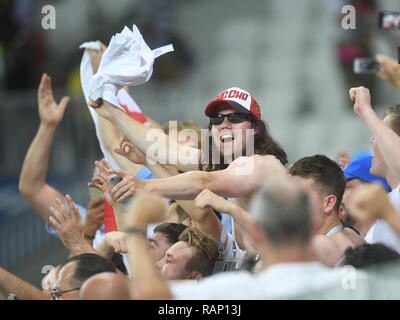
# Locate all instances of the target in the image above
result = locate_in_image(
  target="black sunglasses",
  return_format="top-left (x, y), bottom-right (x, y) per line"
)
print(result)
top-left (209, 113), bottom-right (250, 125)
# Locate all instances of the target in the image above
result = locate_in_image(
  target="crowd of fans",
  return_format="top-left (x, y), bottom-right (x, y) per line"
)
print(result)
top-left (1, 15), bottom-right (400, 301)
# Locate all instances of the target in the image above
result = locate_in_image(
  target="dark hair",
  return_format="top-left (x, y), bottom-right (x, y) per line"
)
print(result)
top-left (59, 253), bottom-right (117, 287)
top-left (340, 243), bottom-right (400, 269)
top-left (200, 114), bottom-right (287, 172)
top-left (111, 252), bottom-right (128, 275)
top-left (288, 154), bottom-right (346, 212)
top-left (153, 223), bottom-right (187, 245)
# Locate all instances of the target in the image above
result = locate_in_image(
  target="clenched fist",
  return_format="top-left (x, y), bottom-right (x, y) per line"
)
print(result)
top-left (349, 86), bottom-right (373, 117)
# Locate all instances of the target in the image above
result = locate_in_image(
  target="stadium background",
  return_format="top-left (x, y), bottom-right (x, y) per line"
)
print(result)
top-left (0, 0), bottom-right (399, 287)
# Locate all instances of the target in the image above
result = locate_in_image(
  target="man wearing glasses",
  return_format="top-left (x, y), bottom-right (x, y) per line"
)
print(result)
top-left (50, 253), bottom-right (117, 300)
top-left (0, 253), bottom-right (117, 300)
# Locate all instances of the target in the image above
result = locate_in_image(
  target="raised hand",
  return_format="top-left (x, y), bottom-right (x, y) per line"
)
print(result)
top-left (89, 161), bottom-right (115, 206)
top-left (82, 197), bottom-right (104, 238)
top-left (38, 73), bottom-right (70, 126)
top-left (349, 86), bottom-right (373, 117)
top-left (110, 171), bottom-right (138, 203)
top-left (91, 159), bottom-right (140, 204)
top-left (48, 195), bottom-right (84, 251)
top-left (114, 136), bottom-right (147, 165)
top-left (376, 54), bottom-right (400, 90)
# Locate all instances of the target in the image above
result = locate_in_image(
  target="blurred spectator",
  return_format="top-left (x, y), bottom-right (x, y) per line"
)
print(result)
top-left (50, 253), bottom-right (117, 300)
top-left (289, 155), bottom-right (365, 267)
top-left (341, 155), bottom-right (391, 237)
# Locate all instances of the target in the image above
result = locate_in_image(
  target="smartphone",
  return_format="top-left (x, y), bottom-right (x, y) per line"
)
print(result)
top-left (353, 58), bottom-right (382, 74)
top-left (108, 174), bottom-right (133, 209)
top-left (109, 174), bottom-right (123, 188)
top-left (88, 185), bottom-right (103, 200)
top-left (379, 11), bottom-right (400, 30)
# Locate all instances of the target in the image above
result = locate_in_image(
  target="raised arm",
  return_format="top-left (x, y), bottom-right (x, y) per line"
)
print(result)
top-left (0, 268), bottom-right (47, 300)
top-left (350, 86), bottom-right (400, 177)
top-left (98, 116), bottom-right (143, 174)
top-left (86, 43), bottom-right (144, 175)
top-left (18, 74), bottom-right (69, 223)
top-left (125, 192), bottom-right (172, 300)
top-left (90, 99), bottom-right (200, 172)
top-left (136, 155), bottom-right (287, 200)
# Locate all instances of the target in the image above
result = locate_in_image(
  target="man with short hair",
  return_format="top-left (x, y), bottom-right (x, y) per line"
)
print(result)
top-left (0, 253), bottom-right (116, 300)
top-left (155, 227), bottom-right (218, 280)
top-left (289, 155), bottom-right (365, 267)
top-left (51, 253), bottom-right (117, 300)
top-left (97, 222), bottom-right (187, 268)
top-left (150, 223), bottom-right (187, 262)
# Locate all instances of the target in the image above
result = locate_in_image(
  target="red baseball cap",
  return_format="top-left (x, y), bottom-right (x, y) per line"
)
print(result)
top-left (204, 87), bottom-right (261, 119)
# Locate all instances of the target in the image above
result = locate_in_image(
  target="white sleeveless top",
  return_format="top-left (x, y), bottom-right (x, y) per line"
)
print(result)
top-left (365, 185), bottom-right (400, 253)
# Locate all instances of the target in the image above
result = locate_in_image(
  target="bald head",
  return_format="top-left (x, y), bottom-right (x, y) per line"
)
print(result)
top-left (79, 272), bottom-right (130, 300)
